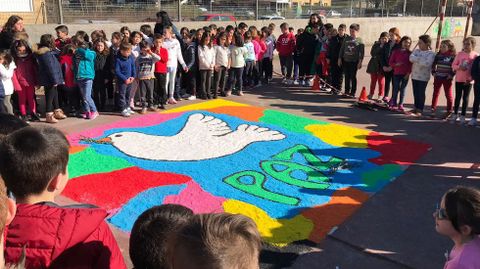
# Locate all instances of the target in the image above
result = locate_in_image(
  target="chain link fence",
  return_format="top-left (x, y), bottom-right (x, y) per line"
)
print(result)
top-left (45, 0), bottom-right (470, 23)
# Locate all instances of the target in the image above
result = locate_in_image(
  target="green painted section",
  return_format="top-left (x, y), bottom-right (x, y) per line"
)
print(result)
top-left (260, 110), bottom-right (329, 134)
top-left (68, 147), bottom-right (133, 179)
top-left (361, 164), bottom-right (403, 189)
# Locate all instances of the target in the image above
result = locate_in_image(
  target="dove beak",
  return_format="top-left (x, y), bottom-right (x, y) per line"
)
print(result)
top-left (97, 137), bottom-right (112, 143)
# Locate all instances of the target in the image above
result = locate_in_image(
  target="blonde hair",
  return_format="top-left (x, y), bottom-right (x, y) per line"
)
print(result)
top-left (170, 213), bottom-right (261, 269)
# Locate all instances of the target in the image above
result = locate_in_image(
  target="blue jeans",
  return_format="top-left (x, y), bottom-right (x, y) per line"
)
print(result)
top-left (118, 82), bottom-right (132, 110)
top-left (412, 79), bottom-right (428, 111)
top-left (391, 75), bottom-right (409, 106)
top-left (78, 79), bottom-right (97, 113)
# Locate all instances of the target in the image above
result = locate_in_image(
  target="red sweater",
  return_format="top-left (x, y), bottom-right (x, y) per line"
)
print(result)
top-left (154, 47), bottom-right (169, 74)
top-left (59, 54), bottom-right (76, 88)
top-left (276, 32), bottom-right (296, 57)
top-left (389, 48), bottom-right (412, 75)
top-left (5, 203), bottom-right (127, 269)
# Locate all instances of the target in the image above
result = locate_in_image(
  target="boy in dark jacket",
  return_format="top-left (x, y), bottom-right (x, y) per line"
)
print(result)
top-left (181, 34), bottom-right (197, 99)
top-left (338, 23), bottom-right (365, 97)
top-left (327, 24), bottom-right (348, 93)
top-left (0, 126), bottom-right (127, 269)
top-left (115, 42), bottom-right (136, 117)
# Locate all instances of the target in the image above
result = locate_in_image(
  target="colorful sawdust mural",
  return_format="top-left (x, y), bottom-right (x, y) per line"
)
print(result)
top-left (65, 100), bottom-right (431, 246)
top-left (433, 18), bottom-right (464, 38)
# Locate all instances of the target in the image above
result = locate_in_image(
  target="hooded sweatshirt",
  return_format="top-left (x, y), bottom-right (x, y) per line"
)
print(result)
top-left (5, 202), bottom-right (127, 269)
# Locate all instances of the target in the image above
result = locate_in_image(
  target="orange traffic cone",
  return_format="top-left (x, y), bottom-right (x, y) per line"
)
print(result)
top-left (312, 75), bottom-right (320, 91)
top-left (358, 87), bottom-right (368, 102)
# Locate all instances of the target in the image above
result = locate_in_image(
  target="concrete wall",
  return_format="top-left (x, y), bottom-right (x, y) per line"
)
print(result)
top-left (0, 0), bottom-right (46, 25)
top-left (24, 16), bottom-right (470, 46)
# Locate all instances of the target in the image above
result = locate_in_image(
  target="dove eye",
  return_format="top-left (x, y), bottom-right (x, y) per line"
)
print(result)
top-left (115, 134), bottom-right (123, 137)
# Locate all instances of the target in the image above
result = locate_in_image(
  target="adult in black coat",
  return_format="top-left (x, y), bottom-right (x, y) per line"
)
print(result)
top-left (0, 15), bottom-right (25, 52)
top-left (154, 11), bottom-right (183, 45)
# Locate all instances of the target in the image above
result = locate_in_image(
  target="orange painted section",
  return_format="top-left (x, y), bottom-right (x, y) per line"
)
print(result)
top-left (302, 187), bottom-right (370, 242)
top-left (69, 145), bottom-right (87, 154)
top-left (205, 106), bottom-right (265, 122)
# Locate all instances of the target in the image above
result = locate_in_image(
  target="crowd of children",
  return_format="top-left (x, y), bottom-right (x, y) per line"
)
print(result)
top-left (0, 13), bottom-right (479, 125)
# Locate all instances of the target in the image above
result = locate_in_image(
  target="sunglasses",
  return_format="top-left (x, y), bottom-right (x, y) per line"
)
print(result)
top-left (435, 203), bottom-right (448, 220)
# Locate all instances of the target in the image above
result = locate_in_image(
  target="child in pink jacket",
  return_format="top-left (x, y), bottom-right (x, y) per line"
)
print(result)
top-left (450, 37), bottom-right (479, 124)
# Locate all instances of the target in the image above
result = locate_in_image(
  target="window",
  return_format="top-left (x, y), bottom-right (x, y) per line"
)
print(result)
top-left (220, 16), bottom-right (233, 21)
top-left (0, 0), bottom-right (33, 12)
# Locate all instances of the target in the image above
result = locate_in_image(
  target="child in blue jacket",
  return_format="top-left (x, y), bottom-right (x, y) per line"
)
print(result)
top-left (74, 36), bottom-right (98, 120)
top-left (115, 42), bottom-right (136, 117)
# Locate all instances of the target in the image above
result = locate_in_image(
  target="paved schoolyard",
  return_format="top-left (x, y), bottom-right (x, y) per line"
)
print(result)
top-left (49, 38), bottom-right (480, 269)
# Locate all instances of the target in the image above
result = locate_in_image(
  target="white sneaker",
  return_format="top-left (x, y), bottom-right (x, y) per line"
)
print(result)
top-left (181, 93), bottom-right (191, 99)
top-left (459, 115), bottom-right (466, 124)
top-left (121, 109), bottom-right (130, 117)
top-left (282, 78), bottom-right (288, 84)
top-left (448, 113), bottom-right (458, 123)
top-left (301, 80), bottom-right (306, 86)
top-left (293, 80), bottom-right (299, 85)
top-left (307, 79), bottom-right (313, 87)
top-left (468, 118), bottom-right (477, 126)
top-left (127, 107), bottom-right (135, 115)
top-left (187, 95), bottom-right (197, 100)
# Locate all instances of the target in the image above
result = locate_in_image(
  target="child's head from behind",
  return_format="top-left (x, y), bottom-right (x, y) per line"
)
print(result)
top-left (170, 213), bottom-right (261, 269)
top-left (75, 30), bottom-right (90, 44)
top-left (39, 34), bottom-right (55, 50)
top-left (418, 35), bottom-right (432, 51)
top-left (90, 30), bottom-right (107, 44)
top-left (440, 39), bottom-right (456, 55)
top-left (400, 36), bottom-right (412, 50)
top-left (130, 204), bottom-right (194, 269)
top-left (349, 23), bottom-right (360, 37)
top-left (120, 42), bottom-right (132, 57)
top-left (280, 22), bottom-right (289, 34)
top-left (234, 32), bottom-right (244, 47)
top-left (0, 113), bottom-right (28, 137)
top-left (72, 35), bottom-right (87, 49)
top-left (463, 37), bottom-right (476, 52)
top-left (435, 186), bottom-right (480, 240)
top-left (111, 31), bottom-right (122, 47)
top-left (61, 44), bottom-right (75, 56)
top-left (0, 126), bottom-right (69, 201)
top-left (12, 39), bottom-right (32, 58)
top-left (244, 31), bottom-right (252, 42)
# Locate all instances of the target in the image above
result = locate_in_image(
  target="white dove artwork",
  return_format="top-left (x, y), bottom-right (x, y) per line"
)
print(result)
top-left (104, 113), bottom-right (286, 161)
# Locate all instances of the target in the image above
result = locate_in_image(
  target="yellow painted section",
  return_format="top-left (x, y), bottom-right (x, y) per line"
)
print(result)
top-left (305, 124), bottom-right (371, 148)
top-left (223, 199), bottom-right (314, 246)
top-left (164, 99), bottom-right (248, 113)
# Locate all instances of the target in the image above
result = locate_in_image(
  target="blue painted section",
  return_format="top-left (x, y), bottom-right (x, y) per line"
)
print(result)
top-left (109, 184), bottom-right (186, 232)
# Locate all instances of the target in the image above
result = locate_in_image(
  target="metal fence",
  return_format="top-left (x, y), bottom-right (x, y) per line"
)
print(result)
top-left (45, 0), bottom-right (470, 23)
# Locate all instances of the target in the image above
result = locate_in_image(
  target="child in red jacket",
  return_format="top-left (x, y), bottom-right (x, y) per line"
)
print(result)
top-left (276, 22), bottom-right (296, 84)
top-left (153, 34), bottom-right (168, 109)
top-left (59, 44), bottom-right (81, 117)
top-left (0, 126), bottom-right (127, 269)
top-left (11, 39), bottom-right (38, 122)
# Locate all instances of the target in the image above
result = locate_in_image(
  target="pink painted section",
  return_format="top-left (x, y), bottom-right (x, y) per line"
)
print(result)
top-left (164, 180), bottom-right (226, 214)
top-left (68, 113), bottom-right (183, 146)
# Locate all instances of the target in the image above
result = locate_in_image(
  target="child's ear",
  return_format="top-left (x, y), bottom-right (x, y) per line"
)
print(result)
top-left (48, 172), bottom-right (68, 193)
top-left (459, 224), bottom-right (473, 237)
top-left (5, 198), bottom-right (16, 226)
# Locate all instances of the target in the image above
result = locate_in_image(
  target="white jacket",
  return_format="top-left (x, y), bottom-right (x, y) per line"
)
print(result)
top-left (0, 62), bottom-right (16, 95)
top-left (198, 45), bottom-right (215, 70)
top-left (409, 49), bottom-right (436, 82)
top-left (214, 45), bottom-right (230, 67)
top-left (163, 38), bottom-right (186, 69)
